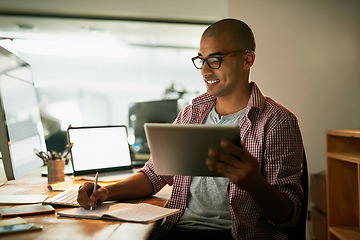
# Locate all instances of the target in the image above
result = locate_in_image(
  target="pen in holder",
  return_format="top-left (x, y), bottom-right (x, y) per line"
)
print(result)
top-left (34, 143), bottom-right (73, 184)
top-left (47, 158), bottom-right (65, 183)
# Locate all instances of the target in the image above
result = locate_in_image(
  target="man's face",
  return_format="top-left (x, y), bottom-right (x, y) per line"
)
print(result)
top-left (198, 34), bottom-right (246, 98)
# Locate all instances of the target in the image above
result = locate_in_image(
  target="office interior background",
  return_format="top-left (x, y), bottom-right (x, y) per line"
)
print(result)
top-left (0, 0), bottom-right (359, 176)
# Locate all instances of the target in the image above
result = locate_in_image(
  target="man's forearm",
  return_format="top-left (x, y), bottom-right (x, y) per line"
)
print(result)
top-left (104, 172), bottom-right (154, 201)
top-left (246, 175), bottom-right (293, 223)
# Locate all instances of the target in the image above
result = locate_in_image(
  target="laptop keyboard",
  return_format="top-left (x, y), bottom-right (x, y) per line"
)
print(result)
top-left (45, 190), bottom-right (80, 207)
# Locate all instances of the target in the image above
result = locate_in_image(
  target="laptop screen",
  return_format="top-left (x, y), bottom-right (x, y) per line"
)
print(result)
top-left (67, 125), bottom-right (132, 176)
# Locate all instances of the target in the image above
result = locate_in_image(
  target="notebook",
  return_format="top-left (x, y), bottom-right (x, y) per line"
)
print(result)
top-left (57, 202), bottom-right (180, 223)
top-left (144, 123), bottom-right (240, 177)
top-left (67, 125), bottom-right (135, 182)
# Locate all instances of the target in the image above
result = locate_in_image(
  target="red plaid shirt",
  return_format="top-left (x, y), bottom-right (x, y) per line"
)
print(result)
top-left (140, 82), bottom-right (304, 239)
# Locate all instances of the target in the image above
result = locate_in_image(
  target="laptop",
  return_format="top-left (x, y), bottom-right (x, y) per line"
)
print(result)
top-left (144, 123), bottom-right (240, 177)
top-left (67, 125), bottom-right (135, 182)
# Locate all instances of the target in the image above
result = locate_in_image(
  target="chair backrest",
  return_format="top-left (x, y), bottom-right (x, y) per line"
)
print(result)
top-left (288, 149), bottom-right (309, 240)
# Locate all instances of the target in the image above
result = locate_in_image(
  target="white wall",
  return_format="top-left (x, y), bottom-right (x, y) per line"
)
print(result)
top-left (228, 0), bottom-right (360, 174)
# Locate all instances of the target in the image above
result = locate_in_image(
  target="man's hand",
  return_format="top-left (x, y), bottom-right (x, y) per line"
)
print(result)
top-left (77, 172), bottom-right (154, 210)
top-left (206, 140), bottom-right (261, 191)
top-left (206, 140), bottom-right (294, 223)
top-left (77, 182), bottom-right (108, 209)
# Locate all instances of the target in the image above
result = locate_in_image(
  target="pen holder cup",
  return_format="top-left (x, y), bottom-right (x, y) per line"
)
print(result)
top-left (47, 158), bottom-right (66, 183)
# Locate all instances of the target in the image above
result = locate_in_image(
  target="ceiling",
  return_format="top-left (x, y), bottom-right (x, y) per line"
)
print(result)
top-left (0, 0), bottom-right (227, 23)
top-left (0, 15), bottom-right (209, 50)
top-left (0, 0), bottom-right (227, 48)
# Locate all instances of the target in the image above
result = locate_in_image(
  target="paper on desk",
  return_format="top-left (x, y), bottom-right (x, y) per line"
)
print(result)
top-left (103, 203), bottom-right (180, 223)
top-left (58, 202), bottom-right (181, 223)
top-left (0, 195), bottom-right (48, 204)
top-left (0, 217), bottom-right (27, 226)
top-left (47, 181), bottom-right (82, 191)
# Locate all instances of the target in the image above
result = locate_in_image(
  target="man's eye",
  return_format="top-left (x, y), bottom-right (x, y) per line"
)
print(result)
top-left (208, 58), bottom-right (220, 63)
top-left (194, 58), bottom-right (204, 64)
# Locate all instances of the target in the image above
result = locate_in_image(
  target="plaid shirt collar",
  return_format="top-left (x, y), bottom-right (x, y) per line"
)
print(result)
top-left (191, 81), bottom-right (266, 119)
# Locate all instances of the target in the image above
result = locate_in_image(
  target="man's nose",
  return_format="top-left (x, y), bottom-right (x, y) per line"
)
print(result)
top-left (201, 61), bottom-right (214, 75)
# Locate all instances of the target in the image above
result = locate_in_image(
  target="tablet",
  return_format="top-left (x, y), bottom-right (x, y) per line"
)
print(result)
top-left (144, 123), bottom-right (240, 177)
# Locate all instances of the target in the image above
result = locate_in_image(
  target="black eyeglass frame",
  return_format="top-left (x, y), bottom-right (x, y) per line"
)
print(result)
top-left (191, 49), bottom-right (250, 70)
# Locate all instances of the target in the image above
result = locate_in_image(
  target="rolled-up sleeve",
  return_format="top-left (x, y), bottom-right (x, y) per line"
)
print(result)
top-left (138, 157), bottom-right (174, 194)
top-left (263, 113), bottom-right (304, 228)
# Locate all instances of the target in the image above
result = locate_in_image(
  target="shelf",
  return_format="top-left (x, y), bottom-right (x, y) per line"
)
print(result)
top-left (327, 129), bottom-right (360, 240)
top-left (326, 130), bottom-right (360, 138)
top-left (327, 152), bottom-right (360, 164)
top-left (329, 226), bottom-right (360, 240)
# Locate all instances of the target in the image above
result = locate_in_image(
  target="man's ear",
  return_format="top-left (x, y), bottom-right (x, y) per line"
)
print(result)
top-left (244, 51), bottom-right (255, 70)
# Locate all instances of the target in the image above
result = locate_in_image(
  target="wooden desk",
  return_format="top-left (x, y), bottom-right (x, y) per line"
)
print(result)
top-left (0, 165), bottom-right (171, 240)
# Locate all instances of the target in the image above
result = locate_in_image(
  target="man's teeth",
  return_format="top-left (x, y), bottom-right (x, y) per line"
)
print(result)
top-left (206, 80), bottom-right (219, 84)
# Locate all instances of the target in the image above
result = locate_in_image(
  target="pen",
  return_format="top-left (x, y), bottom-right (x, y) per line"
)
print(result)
top-left (33, 148), bottom-right (49, 164)
top-left (62, 142), bottom-right (74, 159)
top-left (90, 172), bottom-right (99, 211)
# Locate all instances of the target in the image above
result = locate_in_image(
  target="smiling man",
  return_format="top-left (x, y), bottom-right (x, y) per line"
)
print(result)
top-left (77, 19), bottom-right (305, 240)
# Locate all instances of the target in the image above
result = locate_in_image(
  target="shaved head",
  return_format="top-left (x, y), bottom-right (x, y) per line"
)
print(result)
top-left (202, 19), bottom-right (256, 51)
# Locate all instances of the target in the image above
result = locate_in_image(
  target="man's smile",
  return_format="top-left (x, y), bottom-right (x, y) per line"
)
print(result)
top-left (204, 76), bottom-right (220, 85)
top-left (206, 79), bottom-right (220, 84)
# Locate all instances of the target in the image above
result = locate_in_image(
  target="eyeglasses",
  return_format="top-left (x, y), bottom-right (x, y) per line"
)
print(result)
top-left (191, 49), bottom-right (250, 70)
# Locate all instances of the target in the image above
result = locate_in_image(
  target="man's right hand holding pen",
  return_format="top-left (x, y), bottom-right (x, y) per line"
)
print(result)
top-left (77, 172), bottom-right (154, 210)
top-left (77, 172), bottom-right (109, 210)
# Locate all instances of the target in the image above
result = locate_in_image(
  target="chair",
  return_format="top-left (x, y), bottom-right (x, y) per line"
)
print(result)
top-left (288, 149), bottom-right (309, 240)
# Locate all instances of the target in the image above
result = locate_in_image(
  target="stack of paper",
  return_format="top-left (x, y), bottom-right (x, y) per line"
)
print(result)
top-left (0, 195), bottom-right (48, 205)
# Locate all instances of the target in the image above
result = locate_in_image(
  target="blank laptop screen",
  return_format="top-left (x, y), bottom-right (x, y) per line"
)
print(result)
top-left (67, 125), bottom-right (132, 175)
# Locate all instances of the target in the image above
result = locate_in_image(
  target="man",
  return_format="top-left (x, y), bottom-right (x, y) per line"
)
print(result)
top-left (78, 19), bottom-right (305, 239)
